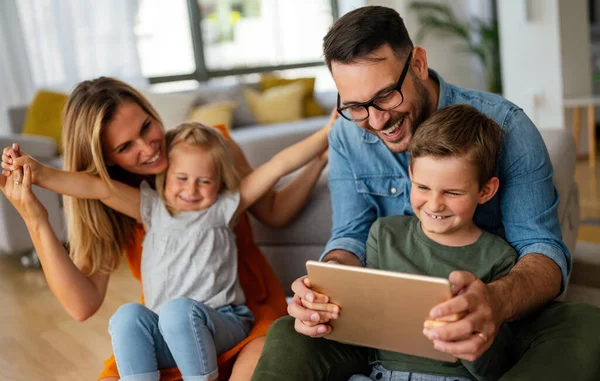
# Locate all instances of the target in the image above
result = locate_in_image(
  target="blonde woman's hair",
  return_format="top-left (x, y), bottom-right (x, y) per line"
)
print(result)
top-left (156, 122), bottom-right (240, 205)
top-left (62, 77), bottom-right (162, 275)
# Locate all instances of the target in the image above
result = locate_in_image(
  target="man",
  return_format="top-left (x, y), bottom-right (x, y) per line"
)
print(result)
top-left (251, 6), bottom-right (600, 381)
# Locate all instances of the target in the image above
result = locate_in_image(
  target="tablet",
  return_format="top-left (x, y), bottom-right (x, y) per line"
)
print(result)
top-left (306, 260), bottom-right (455, 362)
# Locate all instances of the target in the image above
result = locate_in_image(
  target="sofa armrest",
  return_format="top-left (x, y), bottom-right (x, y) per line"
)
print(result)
top-left (538, 128), bottom-right (576, 222)
top-left (0, 134), bottom-right (57, 160)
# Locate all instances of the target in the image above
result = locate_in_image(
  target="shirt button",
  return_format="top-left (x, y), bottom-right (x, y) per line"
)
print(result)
top-left (390, 187), bottom-right (397, 194)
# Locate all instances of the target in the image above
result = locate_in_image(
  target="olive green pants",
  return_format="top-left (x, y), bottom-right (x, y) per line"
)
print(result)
top-left (251, 302), bottom-right (600, 381)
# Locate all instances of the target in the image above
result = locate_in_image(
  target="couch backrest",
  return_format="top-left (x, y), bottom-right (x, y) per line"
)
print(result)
top-left (8, 106), bottom-right (28, 135)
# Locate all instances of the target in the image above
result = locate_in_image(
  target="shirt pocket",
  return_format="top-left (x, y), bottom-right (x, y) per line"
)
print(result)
top-left (355, 176), bottom-right (405, 198)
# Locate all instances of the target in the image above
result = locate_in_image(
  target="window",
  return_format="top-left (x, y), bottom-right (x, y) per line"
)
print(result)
top-left (134, 0), bottom-right (337, 83)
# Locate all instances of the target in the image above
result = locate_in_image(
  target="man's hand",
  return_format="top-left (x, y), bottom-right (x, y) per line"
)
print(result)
top-left (288, 275), bottom-right (340, 338)
top-left (422, 271), bottom-right (503, 361)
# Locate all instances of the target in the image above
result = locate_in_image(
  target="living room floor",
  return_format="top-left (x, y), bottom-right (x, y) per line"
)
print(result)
top-left (0, 159), bottom-right (598, 381)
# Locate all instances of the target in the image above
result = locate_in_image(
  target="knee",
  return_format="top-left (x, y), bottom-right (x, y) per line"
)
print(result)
top-left (265, 315), bottom-right (314, 349)
top-left (266, 315), bottom-right (295, 338)
top-left (109, 303), bottom-right (153, 335)
top-left (159, 297), bottom-right (209, 336)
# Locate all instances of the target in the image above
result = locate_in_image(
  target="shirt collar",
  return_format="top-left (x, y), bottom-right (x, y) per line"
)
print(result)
top-left (429, 69), bottom-right (450, 110)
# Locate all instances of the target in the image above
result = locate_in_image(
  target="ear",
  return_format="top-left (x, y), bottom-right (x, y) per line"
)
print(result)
top-left (478, 177), bottom-right (499, 204)
top-left (408, 165), bottom-right (413, 180)
top-left (411, 47), bottom-right (430, 81)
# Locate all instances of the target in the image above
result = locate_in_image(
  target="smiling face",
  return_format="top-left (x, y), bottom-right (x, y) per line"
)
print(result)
top-left (102, 101), bottom-right (168, 175)
top-left (332, 45), bottom-right (434, 153)
top-left (410, 155), bottom-right (498, 246)
top-left (163, 142), bottom-right (221, 212)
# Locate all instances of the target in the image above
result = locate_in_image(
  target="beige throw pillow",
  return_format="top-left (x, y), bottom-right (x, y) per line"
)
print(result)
top-left (187, 101), bottom-right (237, 132)
top-left (244, 82), bottom-right (305, 124)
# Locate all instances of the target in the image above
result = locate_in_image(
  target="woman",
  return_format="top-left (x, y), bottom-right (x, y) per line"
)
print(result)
top-left (0, 77), bottom-right (333, 380)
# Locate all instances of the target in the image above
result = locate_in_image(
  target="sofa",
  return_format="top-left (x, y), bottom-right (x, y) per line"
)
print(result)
top-left (0, 87), bottom-right (580, 298)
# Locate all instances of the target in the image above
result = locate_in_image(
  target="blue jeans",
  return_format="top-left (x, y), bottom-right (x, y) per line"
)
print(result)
top-left (108, 298), bottom-right (254, 381)
top-left (349, 364), bottom-right (473, 381)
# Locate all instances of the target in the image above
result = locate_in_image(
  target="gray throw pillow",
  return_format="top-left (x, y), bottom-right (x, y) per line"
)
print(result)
top-left (192, 83), bottom-right (258, 128)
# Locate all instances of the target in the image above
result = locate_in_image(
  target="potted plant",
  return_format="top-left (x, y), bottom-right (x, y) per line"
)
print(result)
top-left (408, 1), bottom-right (502, 94)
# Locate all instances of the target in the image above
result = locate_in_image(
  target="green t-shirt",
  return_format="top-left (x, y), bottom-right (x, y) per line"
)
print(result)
top-left (366, 215), bottom-right (517, 378)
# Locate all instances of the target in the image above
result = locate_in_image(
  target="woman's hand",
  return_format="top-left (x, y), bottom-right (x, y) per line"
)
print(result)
top-left (2, 144), bottom-right (45, 184)
top-left (0, 163), bottom-right (49, 223)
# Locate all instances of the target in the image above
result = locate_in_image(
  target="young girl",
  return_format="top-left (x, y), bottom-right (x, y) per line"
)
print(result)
top-left (7, 121), bottom-right (331, 381)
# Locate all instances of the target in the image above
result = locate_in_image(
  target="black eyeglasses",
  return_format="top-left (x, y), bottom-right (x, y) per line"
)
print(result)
top-left (337, 50), bottom-right (413, 122)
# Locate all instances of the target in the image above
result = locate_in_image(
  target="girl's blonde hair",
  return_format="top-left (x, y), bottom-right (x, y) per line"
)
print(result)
top-left (62, 77), bottom-right (162, 275)
top-left (155, 122), bottom-right (240, 204)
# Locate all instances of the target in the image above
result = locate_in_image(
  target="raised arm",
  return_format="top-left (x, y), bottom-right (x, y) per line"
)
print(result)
top-left (233, 124), bottom-right (332, 220)
top-left (0, 164), bottom-right (111, 321)
top-left (229, 109), bottom-right (337, 228)
top-left (2, 147), bottom-right (141, 221)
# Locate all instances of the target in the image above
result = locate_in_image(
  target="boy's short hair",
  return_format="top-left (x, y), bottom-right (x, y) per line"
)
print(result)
top-left (408, 104), bottom-right (504, 188)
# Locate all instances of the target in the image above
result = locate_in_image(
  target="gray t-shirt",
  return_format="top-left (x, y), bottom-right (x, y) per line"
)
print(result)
top-left (139, 181), bottom-right (245, 312)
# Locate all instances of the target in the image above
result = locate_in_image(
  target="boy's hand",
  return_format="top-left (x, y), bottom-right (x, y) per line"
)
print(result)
top-left (422, 271), bottom-right (503, 361)
top-left (2, 145), bottom-right (45, 184)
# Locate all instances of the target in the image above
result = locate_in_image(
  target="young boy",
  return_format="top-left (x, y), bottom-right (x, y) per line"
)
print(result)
top-left (352, 104), bottom-right (517, 381)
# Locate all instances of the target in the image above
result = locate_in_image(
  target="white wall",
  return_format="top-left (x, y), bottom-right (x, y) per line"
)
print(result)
top-left (364, 0), bottom-right (489, 90)
top-left (499, 0), bottom-right (592, 134)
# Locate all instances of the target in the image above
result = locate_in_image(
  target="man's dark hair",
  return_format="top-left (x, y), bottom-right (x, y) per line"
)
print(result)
top-left (323, 6), bottom-right (413, 71)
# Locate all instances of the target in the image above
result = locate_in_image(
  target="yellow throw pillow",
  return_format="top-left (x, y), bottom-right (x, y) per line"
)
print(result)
top-left (260, 74), bottom-right (326, 117)
top-left (244, 82), bottom-right (305, 124)
top-left (186, 101), bottom-right (237, 132)
top-left (22, 90), bottom-right (69, 154)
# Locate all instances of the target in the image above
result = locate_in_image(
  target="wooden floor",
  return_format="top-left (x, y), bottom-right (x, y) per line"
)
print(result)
top-left (0, 257), bottom-right (138, 381)
top-left (0, 158), bottom-right (598, 381)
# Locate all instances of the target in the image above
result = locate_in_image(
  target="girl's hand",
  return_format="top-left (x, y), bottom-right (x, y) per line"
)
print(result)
top-left (2, 145), bottom-right (45, 184)
top-left (0, 164), bottom-right (49, 223)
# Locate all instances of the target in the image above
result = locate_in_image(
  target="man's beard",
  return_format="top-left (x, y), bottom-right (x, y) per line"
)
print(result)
top-left (372, 74), bottom-right (432, 152)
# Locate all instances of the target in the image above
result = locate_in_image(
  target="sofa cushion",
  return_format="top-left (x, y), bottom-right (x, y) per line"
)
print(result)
top-left (244, 83), bottom-right (306, 124)
top-left (187, 101), bottom-right (237, 131)
top-left (22, 90), bottom-right (68, 154)
top-left (259, 75), bottom-right (327, 117)
top-left (143, 91), bottom-right (198, 131)
top-left (192, 83), bottom-right (258, 128)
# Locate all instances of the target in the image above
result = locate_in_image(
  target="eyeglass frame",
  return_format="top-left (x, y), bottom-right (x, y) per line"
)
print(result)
top-left (336, 50), bottom-right (413, 122)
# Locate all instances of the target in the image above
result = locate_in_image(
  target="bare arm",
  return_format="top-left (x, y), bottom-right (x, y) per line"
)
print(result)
top-left (229, 109), bottom-right (338, 228)
top-left (0, 164), bottom-right (110, 322)
top-left (234, 125), bottom-right (331, 220)
top-left (489, 253), bottom-right (561, 322)
top-left (3, 152), bottom-right (141, 221)
top-left (228, 139), bottom-right (328, 228)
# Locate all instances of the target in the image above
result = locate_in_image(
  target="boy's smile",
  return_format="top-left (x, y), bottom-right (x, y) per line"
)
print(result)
top-left (410, 155), bottom-right (489, 247)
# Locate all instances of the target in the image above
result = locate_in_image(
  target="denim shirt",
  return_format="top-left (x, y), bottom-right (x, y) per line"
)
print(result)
top-left (323, 70), bottom-right (570, 290)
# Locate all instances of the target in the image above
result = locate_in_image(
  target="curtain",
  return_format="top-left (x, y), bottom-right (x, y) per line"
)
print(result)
top-left (0, 0), bottom-right (35, 134)
top-left (0, 0), bottom-right (146, 134)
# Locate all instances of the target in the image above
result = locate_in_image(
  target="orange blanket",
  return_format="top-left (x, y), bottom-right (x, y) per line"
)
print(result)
top-left (99, 215), bottom-right (287, 380)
